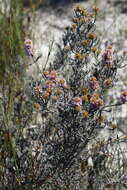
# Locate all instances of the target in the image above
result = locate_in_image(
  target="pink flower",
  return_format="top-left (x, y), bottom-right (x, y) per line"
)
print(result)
top-left (90, 81), bottom-right (99, 90)
top-left (44, 80), bottom-right (54, 89)
top-left (103, 46), bottom-right (113, 65)
top-left (120, 91), bottom-right (127, 104)
top-left (57, 78), bottom-right (67, 88)
top-left (90, 95), bottom-right (104, 112)
top-left (45, 71), bottom-right (58, 81)
top-left (72, 97), bottom-right (82, 106)
top-left (24, 38), bottom-right (34, 56)
top-left (89, 77), bottom-right (99, 90)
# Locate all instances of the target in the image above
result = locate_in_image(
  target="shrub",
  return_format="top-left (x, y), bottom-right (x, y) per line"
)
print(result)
top-left (0, 4), bottom-right (127, 190)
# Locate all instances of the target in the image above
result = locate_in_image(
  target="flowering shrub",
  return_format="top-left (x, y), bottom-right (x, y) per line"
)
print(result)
top-left (1, 4), bottom-right (127, 190)
top-left (28, 5), bottom-right (127, 189)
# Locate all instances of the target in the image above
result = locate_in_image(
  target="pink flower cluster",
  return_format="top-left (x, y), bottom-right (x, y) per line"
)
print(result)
top-left (44, 71), bottom-right (57, 81)
top-left (89, 94), bottom-right (104, 112)
top-left (44, 80), bottom-right (55, 89)
top-left (34, 71), bottom-right (68, 100)
top-left (89, 77), bottom-right (99, 90)
top-left (120, 90), bottom-right (127, 104)
top-left (72, 97), bottom-right (82, 106)
top-left (44, 71), bottom-right (67, 88)
top-left (24, 38), bottom-right (34, 56)
top-left (103, 45), bottom-right (113, 65)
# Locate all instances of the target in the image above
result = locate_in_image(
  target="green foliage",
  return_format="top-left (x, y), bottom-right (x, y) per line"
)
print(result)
top-left (0, 0), bottom-right (24, 82)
